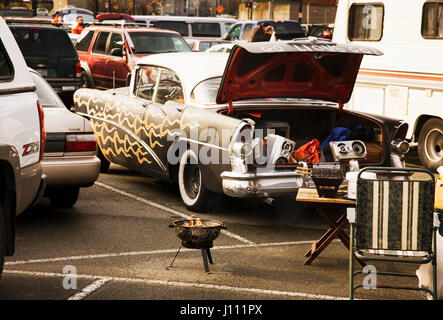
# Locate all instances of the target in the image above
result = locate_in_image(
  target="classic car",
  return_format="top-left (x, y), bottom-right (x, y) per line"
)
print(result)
top-left (73, 39), bottom-right (410, 212)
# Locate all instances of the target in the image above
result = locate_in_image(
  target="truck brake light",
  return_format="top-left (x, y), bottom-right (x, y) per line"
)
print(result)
top-left (37, 100), bottom-right (46, 161)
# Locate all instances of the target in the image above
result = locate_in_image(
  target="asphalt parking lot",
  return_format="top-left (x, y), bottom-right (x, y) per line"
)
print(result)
top-left (0, 152), bottom-right (434, 303)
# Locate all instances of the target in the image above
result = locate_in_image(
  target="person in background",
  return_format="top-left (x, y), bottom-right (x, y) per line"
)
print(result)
top-left (320, 28), bottom-right (332, 39)
top-left (71, 16), bottom-right (84, 34)
top-left (51, 11), bottom-right (62, 24)
top-left (248, 23), bottom-right (276, 42)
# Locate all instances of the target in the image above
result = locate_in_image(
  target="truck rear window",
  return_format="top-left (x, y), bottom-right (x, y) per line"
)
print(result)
top-left (152, 21), bottom-right (189, 36)
top-left (0, 40), bottom-right (13, 81)
top-left (10, 27), bottom-right (77, 57)
top-left (129, 32), bottom-right (191, 54)
top-left (191, 23), bottom-right (221, 37)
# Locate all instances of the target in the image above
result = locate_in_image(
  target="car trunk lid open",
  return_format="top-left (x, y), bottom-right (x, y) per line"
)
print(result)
top-left (216, 39), bottom-right (383, 113)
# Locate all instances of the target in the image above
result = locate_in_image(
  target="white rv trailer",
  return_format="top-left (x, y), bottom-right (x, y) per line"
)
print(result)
top-left (333, 0), bottom-right (443, 170)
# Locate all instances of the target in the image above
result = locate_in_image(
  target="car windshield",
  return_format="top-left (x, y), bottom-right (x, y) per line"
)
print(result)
top-left (129, 32), bottom-right (191, 54)
top-left (11, 27), bottom-right (76, 57)
top-left (190, 77), bottom-right (222, 104)
top-left (265, 21), bottom-right (305, 39)
top-left (30, 71), bottom-right (65, 108)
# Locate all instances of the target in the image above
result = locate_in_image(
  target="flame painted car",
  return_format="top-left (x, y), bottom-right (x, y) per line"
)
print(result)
top-left (74, 39), bottom-right (410, 211)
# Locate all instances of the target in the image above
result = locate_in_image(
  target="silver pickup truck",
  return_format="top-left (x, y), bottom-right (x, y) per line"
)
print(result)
top-left (0, 19), bottom-right (46, 278)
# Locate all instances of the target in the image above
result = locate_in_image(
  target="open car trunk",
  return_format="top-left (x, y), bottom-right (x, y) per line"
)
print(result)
top-left (220, 105), bottom-right (385, 167)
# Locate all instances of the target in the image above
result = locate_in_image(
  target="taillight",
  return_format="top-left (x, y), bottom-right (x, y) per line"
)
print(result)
top-left (37, 100), bottom-right (46, 161)
top-left (75, 62), bottom-right (82, 78)
top-left (65, 133), bottom-right (97, 152)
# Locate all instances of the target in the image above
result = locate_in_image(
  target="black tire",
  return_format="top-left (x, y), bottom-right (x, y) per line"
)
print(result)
top-left (80, 71), bottom-right (90, 88)
top-left (0, 206), bottom-right (6, 279)
top-left (48, 187), bottom-right (80, 208)
top-left (98, 148), bottom-right (111, 173)
top-left (178, 150), bottom-right (209, 212)
top-left (417, 118), bottom-right (443, 172)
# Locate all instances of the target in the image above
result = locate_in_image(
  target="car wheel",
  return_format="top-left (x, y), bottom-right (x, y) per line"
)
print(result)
top-left (178, 149), bottom-right (208, 212)
top-left (417, 118), bottom-right (443, 171)
top-left (48, 187), bottom-right (80, 208)
top-left (80, 71), bottom-right (90, 88)
top-left (98, 147), bottom-right (111, 173)
top-left (0, 205), bottom-right (6, 279)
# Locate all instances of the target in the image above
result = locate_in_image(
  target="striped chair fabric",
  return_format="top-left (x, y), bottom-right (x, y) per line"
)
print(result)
top-left (355, 179), bottom-right (435, 253)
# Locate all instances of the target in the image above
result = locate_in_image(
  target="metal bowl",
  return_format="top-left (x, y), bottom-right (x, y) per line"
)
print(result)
top-left (169, 219), bottom-right (227, 248)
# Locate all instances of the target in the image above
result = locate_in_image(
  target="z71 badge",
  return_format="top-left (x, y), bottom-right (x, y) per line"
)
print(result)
top-left (22, 141), bottom-right (39, 156)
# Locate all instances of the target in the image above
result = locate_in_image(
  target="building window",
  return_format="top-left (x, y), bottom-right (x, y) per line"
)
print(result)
top-left (348, 3), bottom-right (384, 41)
top-left (422, 2), bottom-right (443, 38)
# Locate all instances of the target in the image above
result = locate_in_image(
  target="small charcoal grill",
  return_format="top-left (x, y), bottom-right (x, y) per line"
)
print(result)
top-left (168, 218), bottom-right (227, 273)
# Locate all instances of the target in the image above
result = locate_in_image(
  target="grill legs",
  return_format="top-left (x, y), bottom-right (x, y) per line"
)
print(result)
top-left (167, 246), bottom-right (214, 273)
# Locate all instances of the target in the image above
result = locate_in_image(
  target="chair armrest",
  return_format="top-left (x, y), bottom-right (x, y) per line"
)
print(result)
top-left (347, 208), bottom-right (356, 224)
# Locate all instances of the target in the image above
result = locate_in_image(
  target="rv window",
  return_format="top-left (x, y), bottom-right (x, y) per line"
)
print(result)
top-left (422, 2), bottom-right (443, 38)
top-left (348, 4), bottom-right (384, 41)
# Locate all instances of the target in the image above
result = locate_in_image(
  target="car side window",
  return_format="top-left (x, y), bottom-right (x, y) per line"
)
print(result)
top-left (134, 66), bottom-right (159, 101)
top-left (226, 23), bottom-right (242, 40)
top-left (107, 32), bottom-right (123, 56)
top-left (155, 68), bottom-right (184, 104)
top-left (241, 23), bottom-right (254, 40)
top-left (0, 40), bottom-right (13, 81)
top-left (75, 30), bottom-right (94, 52)
top-left (92, 31), bottom-right (110, 54)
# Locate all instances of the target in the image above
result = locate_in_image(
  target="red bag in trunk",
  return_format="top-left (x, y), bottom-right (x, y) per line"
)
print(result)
top-left (292, 139), bottom-right (321, 164)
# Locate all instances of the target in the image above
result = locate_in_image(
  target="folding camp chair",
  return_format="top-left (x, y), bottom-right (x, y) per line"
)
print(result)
top-left (348, 167), bottom-right (438, 300)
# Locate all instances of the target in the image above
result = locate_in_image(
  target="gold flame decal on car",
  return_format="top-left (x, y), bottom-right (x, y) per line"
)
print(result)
top-left (74, 90), bottom-right (200, 169)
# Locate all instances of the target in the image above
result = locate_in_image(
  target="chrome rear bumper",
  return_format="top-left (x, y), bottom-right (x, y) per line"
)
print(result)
top-left (220, 170), bottom-right (304, 198)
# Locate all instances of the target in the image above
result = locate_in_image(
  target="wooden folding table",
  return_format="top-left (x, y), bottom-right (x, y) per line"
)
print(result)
top-left (296, 187), bottom-right (365, 267)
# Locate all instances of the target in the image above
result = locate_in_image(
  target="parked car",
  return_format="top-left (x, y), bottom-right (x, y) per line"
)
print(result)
top-left (58, 5), bottom-right (95, 32)
top-left (73, 40), bottom-right (410, 212)
top-left (30, 69), bottom-right (100, 208)
top-left (8, 21), bottom-right (81, 107)
top-left (223, 20), bottom-right (305, 42)
top-left (133, 16), bottom-right (237, 40)
top-left (36, 7), bottom-right (49, 16)
top-left (205, 42), bottom-right (235, 53)
top-left (75, 24), bottom-right (191, 90)
top-left (0, 18), bottom-right (46, 277)
top-left (96, 13), bottom-right (135, 22)
top-left (185, 38), bottom-right (230, 52)
top-left (305, 23), bottom-right (334, 38)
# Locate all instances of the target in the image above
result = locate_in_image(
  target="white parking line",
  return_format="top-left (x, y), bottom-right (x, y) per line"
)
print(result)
top-left (95, 181), bottom-right (255, 245)
top-left (5, 240), bottom-right (327, 266)
top-left (4, 269), bottom-right (348, 300)
top-left (67, 278), bottom-right (111, 300)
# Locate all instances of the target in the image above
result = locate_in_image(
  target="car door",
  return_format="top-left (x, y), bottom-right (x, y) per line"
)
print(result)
top-left (104, 32), bottom-right (130, 88)
top-left (224, 23), bottom-right (242, 41)
top-left (90, 31), bottom-right (110, 88)
top-left (136, 66), bottom-right (185, 177)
